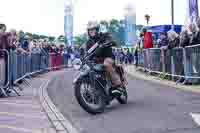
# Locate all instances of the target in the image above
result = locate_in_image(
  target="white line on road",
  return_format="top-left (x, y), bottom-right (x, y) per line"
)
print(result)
top-left (191, 113), bottom-right (200, 126)
top-left (0, 111), bottom-right (46, 119)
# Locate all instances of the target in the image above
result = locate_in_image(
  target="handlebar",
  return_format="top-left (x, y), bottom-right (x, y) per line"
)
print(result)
top-left (85, 41), bottom-right (113, 59)
top-left (99, 41), bottom-right (113, 48)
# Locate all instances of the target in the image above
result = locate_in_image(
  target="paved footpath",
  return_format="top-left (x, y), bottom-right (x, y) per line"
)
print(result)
top-left (0, 74), bottom-right (56, 133)
top-left (47, 68), bottom-right (200, 133)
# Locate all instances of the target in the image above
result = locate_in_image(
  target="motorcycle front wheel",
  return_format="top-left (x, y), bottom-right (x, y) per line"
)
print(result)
top-left (74, 79), bottom-right (106, 115)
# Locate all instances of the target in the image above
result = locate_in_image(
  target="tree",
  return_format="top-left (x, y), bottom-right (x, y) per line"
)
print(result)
top-left (24, 32), bottom-right (33, 40)
top-left (32, 34), bottom-right (40, 40)
top-left (144, 14), bottom-right (150, 25)
top-left (73, 34), bottom-right (87, 47)
top-left (49, 36), bottom-right (55, 42)
top-left (109, 19), bottom-right (120, 32)
top-left (39, 35), bottom-right (48, 39)
top-left (57, 35), bottom-right (65, 42)
top-left (108, 19), bottom-right (125, 46)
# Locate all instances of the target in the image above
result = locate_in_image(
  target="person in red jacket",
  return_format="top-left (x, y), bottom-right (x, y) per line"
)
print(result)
top-left (144, 31), bottom-right (153, 49)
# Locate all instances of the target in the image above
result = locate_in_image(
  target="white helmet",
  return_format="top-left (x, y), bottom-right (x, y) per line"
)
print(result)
top-left (87, 21), bottom-right (99, 30)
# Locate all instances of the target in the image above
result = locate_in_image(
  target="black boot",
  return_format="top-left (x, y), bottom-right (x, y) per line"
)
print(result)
top-left (111, 86), bottom-right (123, 98)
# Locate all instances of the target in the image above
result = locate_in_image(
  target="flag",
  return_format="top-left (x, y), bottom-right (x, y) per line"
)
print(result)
top-left (189, 0), bottom-right (199, 23)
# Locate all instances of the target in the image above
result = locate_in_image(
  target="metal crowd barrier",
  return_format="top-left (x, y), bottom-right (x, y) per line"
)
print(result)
top-left (13, 52), bottom-right (69, 83)
top-left (138, 50), bottom-right (144, 67)
top-left (138, 44), bottom-right (200, 83)
top-left (0, 50), bottom-right (69, 97)
top-left (0, 50), bottom-right (9, 95)
top-left (184, 44), bottom-right (200, 83)
top-left (162, 49), bottom-right (172, 75)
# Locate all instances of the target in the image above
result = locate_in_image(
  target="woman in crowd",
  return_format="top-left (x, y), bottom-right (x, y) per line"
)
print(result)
top-left (158, 32), bottom-right (168, 49)
top-left (167, 30), bottom-right (180, 49)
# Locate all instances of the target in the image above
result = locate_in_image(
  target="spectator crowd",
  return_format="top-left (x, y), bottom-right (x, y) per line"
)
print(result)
top-left (0, 22), bottom-right (83, 96)
top-left (0, 22), bottom-right (83, 64)
top-left (133, 18), bottom-right (200, 85)
top-left (136, 18), bottom-right (200, 50)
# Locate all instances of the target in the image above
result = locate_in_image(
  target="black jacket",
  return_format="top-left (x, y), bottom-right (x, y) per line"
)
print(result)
top-left (190, 31), bottom-right (200, 45)
top-left (168, 37), bottom-right (180, 49)
top-left (86, 32), bottom-right (116, 60)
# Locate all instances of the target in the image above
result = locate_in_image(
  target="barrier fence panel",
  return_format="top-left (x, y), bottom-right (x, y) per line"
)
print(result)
top-left (31, 54), bottom-right (40, 72)
top-left (0, 58), bottom-right (6, 86)
top-left (62, 54), bottom-right (68, 67)
top-left (171, 48), bottom-right (184, 80)
top-left (162, 49), bottom-right (172, 75)
top-left (134, 44), bottom-right (200, 84)
top-left (143, 49), bottom-right (148, 70)
top-left (185, 44), bottom-right (200, 83)
top-left (138, 50), bottom-right (144, 67)
top-left (0, 48), bottom-right (75, 97)
top-left (0, 50), bottom-right (8, 87)
top-left (55, 53), bottom-right (62, 70)
top-left (17, 54), bottom-right (23, 79)
top-left (50, 53), bottom-right (57, 70)
top-left (22, 54), bottom-right (26, 76)
top-left (12, 51), bottom-right (18, 82)
top-left (148, 48), bottom-right (162, 72)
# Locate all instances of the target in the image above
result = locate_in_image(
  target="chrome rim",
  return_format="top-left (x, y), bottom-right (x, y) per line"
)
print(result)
top-left (80, 82), bottom-right (102, 109)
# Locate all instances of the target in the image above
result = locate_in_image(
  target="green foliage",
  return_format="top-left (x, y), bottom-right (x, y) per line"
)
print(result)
top-left (39, 35), bottom-right (48, 39)
top-left (49, 36), bottom-right (55, 42)
top-left (32, 34), bottom-right (40, 40)
top-left (57, 35), bottom-right (65, 42)
top-left (74, 19), bottom-right (126, 46)
top-left (73, 34), bottom-right (87, 47)
top-left (100, 20), bottom-right (109, 27)
top-left (25, 32), bottom-right (33, 39)
top-left (107, 19), bottom-right (125, 46)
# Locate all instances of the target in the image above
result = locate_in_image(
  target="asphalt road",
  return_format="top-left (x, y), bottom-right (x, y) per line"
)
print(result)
top-left (47, 69), bottom-right (200, 133)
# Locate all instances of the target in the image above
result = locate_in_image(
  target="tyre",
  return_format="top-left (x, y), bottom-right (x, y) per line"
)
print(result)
top-left (117, 88), bottom-right (128, 104)
top-left (74, 79), bottom-right (106, 115)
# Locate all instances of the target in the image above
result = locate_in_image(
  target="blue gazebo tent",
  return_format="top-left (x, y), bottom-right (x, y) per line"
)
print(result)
top-left (148, 25), bottom-right (183, 33)
top-left (147, 25), bottom-right (183, 40)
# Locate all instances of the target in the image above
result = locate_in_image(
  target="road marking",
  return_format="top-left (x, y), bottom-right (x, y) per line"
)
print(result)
top-left (0, 100), bottom-right (38, 104)
top-left (0, 112), bottom-right (46, 119)
top-left (0, 102), bottom-right (42, 109)
top-left (0, 125), bottom-right (39, 133)
top-left (0, 100), bottom-right (40, 105)
top-left (191, 113), bottom-right (200, 126)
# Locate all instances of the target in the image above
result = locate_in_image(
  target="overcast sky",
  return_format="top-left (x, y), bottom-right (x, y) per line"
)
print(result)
top-left (0, 0), bottom-right (193, 36)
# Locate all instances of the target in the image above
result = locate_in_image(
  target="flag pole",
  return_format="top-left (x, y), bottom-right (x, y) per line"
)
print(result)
top-left (171, 0), bottom-right (175, 30)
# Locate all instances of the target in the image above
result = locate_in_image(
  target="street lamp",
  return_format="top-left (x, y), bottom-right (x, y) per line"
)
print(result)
top-left (144, 14), bottom-right (150, 26)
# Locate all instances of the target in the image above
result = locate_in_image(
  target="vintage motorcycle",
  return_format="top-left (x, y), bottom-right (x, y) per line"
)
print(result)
top-left (72, 41), bottom-right (128, 114)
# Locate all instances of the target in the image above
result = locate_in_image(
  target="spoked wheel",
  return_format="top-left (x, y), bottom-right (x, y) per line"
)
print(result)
top-left (74, 80), bottom-right (106, 115)
top-left (117, 87), bottom-right (128, 104)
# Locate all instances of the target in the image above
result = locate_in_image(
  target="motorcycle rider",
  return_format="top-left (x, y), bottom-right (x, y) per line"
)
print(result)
top-left (85, 21), bottom-right (125, 96)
